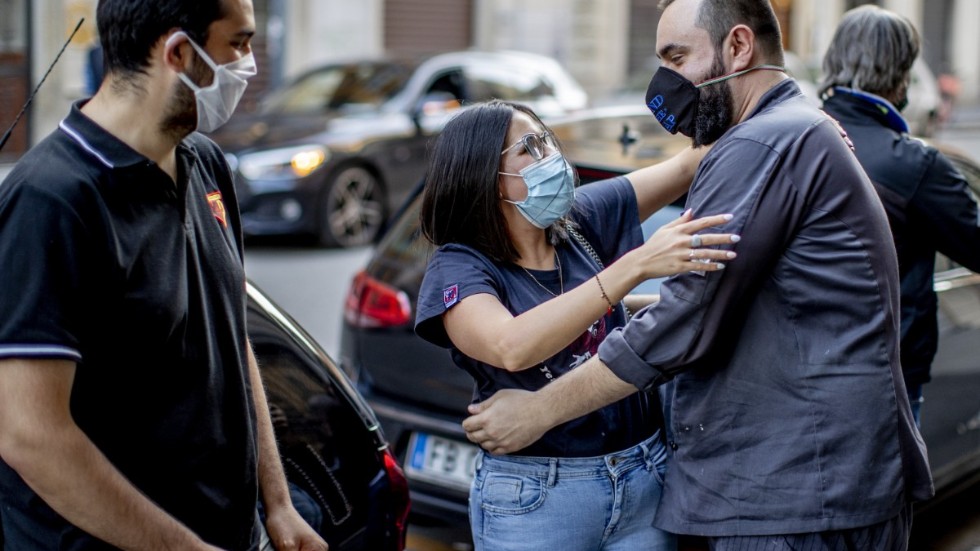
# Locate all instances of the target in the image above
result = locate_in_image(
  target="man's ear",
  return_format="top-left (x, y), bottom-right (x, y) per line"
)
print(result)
top-left (162, 31), bottom-right (191, 73)
top-left (725, 24), bottom-right (755, 72)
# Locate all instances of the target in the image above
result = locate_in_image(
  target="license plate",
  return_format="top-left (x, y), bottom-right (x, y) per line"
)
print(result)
top-left (405, 432), bottom-right (481, 492)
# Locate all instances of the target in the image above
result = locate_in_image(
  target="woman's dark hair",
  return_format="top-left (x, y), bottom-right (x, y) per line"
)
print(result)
top-left (97, 0), bottom-right (225, 81)
top-left (659, 0), bottom-right (785, 66)
top-left (819, 6), bottom-right (919, 101)
top-left (419, 100), bottom-right (572, 264)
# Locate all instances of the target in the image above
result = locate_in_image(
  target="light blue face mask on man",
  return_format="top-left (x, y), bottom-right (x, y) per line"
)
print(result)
top-left (499, 152), bottom-right (576, 229)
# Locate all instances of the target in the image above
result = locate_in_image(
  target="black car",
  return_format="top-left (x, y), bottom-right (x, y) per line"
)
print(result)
top-left (246, 281), bottom-right (410, 549)
top-left (0, 282), bottom-right (411, 550)
top-left (338, 107), bottom-right (980, 525)
top-left (209, 51), bottom-right (587, 248)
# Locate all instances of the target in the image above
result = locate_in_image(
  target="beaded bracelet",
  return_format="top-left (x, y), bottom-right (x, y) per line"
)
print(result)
top-left (594, 274), bottom-right (615, 316)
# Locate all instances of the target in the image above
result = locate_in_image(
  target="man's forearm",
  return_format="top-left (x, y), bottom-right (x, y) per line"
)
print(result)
top-left (0, 358), bottom-right (213, 550)
top-left (246, 344), bottom-right (292, 511)
top-left (464, 353), bottom-right (640, 455)
top-left (4, 425), bottom-right (211, 550)
top-left (537, 354), bottom-right (638, 428)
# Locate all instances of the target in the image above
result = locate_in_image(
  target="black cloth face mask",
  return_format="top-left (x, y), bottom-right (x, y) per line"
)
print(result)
top-left (645, 64), bottom-right (786, 137)
top-left (646, 66), bottom-right (700, 137)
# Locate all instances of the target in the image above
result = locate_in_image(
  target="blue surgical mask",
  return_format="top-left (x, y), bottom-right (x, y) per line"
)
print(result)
top-left (500, 152), bottom-right (576, 229)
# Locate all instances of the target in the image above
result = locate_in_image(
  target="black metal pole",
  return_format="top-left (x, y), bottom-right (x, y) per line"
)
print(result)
top-left (0, 17), bottom-right (82, 154)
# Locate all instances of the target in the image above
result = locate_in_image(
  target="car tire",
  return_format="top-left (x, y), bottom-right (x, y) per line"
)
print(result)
top-left (317, 165), bottom-right (387, 248)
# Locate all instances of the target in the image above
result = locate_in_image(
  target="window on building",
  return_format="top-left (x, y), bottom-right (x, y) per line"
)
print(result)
top-left (845, 0), bottom-right (880, 9)
top-left (0, 0), bottom-right (30, 159)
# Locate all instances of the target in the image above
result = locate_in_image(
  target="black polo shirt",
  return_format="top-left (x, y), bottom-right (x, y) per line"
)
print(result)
top-left (0, 102), bottom-right (259, 550)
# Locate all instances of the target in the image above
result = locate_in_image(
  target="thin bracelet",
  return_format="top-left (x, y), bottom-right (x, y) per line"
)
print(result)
top-left (594, 274), bottom-right (615, 316)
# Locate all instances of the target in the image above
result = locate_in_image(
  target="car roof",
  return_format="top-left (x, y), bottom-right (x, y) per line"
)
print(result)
top-left (291, 49), bottom-right (588, 112)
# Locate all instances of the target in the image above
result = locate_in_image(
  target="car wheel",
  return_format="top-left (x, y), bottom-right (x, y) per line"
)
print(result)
top-left (318, 165), bottom-right (386, 248)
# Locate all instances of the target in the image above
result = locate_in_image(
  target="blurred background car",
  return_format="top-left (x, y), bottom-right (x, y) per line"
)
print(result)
top-left (208, 50), bottom-right (587, 248)
top-left (338, 106), bottom-right (980, 527)
top-left (905, 58), bottom-right (943, 137)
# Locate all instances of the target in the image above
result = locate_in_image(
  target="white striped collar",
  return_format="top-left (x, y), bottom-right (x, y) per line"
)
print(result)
top-left (59, 119), bottom-right (115, 169)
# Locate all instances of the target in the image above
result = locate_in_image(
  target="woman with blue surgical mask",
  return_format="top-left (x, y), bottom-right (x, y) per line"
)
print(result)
top-left (414, 101), bottom-right (741, 551)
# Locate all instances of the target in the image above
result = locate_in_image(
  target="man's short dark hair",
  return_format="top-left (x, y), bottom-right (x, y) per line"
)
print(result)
top-left (659, 0), bottom-right (785, 65)
top-left (819, 5), bottom-right (919, 99)
top-left (97, 0), bottom-right (225, 80)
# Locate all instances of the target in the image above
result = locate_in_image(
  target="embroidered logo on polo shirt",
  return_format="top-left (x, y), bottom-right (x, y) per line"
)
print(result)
top-left (206, 191), bottom-right (228, 228)
top-left (443, 284), bottom-right (459, 308)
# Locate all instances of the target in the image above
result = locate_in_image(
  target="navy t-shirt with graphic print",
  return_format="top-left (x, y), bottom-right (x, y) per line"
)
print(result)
top-left (415, 176), bottom-right (663, 458)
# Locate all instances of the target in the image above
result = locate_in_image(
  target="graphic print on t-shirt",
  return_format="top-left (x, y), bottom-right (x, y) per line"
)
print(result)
top-left (569, 316), bottom-right (607, 369)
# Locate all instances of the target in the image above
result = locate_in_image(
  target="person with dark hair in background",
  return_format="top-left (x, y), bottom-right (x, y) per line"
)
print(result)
top-left (820, 5), bottom-right (980, 426)
top-left (415, 100), bottom-right (738, 550)
top-left (0, 1), bottom-right (327, 550)
top-left (85, 42), bottom-right (103, 96)
top-left (462, 0), bottom-right (933, 548)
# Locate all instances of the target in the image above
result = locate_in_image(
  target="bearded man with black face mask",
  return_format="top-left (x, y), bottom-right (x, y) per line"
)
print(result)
top-left (0, 1), bottom-right (326, 550)
top-left (463, 0), bottom-right (934, 548)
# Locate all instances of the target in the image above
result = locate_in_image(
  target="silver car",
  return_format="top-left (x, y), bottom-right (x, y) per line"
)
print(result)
top-left (209, 51), bottom-right (587, 247)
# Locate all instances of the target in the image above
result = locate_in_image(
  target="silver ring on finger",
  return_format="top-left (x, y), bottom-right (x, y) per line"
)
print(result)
top-left (690, 235), bottom-right (702, 248)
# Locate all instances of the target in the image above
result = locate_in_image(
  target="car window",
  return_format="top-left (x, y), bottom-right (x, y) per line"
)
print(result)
top-left (371, 191), bottom-right (434, 297)
top-left (262, 61), bottom-right (416, 114)
top-left (424, 70), bottom-right (467, 102)
top-left (463, 62), bottom-right (555, 103)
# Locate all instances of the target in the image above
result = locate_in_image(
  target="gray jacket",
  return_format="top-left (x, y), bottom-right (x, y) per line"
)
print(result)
top-left (598, 80), bottom-right (934, 536)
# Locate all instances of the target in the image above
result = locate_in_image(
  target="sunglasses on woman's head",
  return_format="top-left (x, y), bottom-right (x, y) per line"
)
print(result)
top-left (501, 131), bottom-right (557, 161)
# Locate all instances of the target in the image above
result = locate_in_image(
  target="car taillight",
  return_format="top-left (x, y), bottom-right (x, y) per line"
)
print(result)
top-left (383, 448), bottom-right (411, 550)
top-left (344, 270), bottom-right (412, 328)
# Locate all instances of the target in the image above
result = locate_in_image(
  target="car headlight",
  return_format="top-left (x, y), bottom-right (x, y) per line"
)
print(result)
top-left (238, 145), bottom-right (329, 181)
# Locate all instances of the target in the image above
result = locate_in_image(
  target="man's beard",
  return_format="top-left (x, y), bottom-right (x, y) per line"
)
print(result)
top-left (161, 54), bottom-right (212, 140)
top-left (693, 56), bottom-right (735, 147)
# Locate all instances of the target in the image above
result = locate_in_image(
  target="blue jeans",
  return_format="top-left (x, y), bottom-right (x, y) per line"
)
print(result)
top-left (469, 431), bottom-right (676, 551)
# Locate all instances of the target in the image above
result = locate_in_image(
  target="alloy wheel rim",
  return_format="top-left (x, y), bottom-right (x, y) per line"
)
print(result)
top-left (326, 166), bottom-right (384, 247)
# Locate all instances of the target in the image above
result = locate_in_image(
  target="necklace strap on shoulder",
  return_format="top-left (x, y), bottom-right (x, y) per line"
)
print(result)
top-left (519, 250), bottom-right (563, 297)
top-left (567, 226), bottom-right (632, 320)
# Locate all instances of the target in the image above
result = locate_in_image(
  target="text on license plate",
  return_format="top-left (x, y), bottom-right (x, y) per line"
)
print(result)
top-left (405, 432), bottom-right (481, 492)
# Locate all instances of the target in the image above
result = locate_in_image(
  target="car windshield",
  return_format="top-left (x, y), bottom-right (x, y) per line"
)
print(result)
top-left (262, 60), bottom-right (417, 114)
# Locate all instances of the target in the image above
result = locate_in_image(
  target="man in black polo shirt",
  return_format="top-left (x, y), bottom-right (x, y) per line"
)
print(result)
top-left (0, 1), bottom-right (326, 550)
